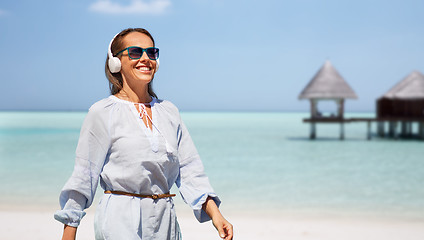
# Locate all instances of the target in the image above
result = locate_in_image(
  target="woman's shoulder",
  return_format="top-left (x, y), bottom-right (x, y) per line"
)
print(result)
top-left (86, 96), bottom-right (116, 118)
top-left (89, 96), bottom-right (116, 111)
top-left (156, 99), bottom-right (180, 114)
top-left (79, 97), bottom-right (115, 128)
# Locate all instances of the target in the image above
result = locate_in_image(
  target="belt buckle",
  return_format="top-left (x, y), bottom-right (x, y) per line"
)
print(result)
top-left (151, 194), bottom-right (159, 200)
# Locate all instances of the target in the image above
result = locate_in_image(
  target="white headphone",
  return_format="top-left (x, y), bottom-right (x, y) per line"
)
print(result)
top-left (107, 33), bottom-right (160, 73)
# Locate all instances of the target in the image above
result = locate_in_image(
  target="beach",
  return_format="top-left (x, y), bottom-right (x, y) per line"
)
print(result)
top-left (1, 111), bottom-right (424, 239)
top-left (1, 207), bottom-right (424, 240)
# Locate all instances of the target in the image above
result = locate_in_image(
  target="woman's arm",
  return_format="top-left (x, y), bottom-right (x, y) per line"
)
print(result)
top-left (202, 197), bottom-right (233, 240)
top-left (62, 225), bottom-right (77, 240)
top-left (55, 105), bottom-right (111, 236)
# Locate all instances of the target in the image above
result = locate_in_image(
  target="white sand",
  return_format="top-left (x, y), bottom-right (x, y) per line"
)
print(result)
top-left (1, 207), bottom-right (424, 240)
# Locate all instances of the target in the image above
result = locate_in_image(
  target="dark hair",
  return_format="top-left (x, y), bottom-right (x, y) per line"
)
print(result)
top-left (105, 28), bottom-right (158, 98)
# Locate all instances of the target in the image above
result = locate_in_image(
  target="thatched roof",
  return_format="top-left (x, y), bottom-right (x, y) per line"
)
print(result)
top-left (299, 61), bottom-right (358, 99)
top-left (380, 71), bottom-right (424, 99)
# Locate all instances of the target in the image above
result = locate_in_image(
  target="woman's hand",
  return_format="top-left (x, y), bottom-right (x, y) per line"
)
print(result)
top-left (62, 225), bottom-right (77, 240)
top-left (212, 214), bottom-right (233, 240)
top-left (202, 197), bottom-right (233, 240)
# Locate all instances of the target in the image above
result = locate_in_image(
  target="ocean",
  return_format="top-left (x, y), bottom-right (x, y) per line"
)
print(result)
top-left (0, 111), bottom-right (423, 221)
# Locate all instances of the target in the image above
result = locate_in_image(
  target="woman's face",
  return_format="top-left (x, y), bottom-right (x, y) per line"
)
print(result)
top-left (119, 32), bottom-right (157, 87)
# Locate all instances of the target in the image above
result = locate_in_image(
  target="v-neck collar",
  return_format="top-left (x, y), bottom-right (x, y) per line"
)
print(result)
top-left (110, 95), bottom-right (159, 152)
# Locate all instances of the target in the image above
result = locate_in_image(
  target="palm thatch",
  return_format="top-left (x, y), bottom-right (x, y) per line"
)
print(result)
top-left (299, 61), bottom-right (357, 99)
top-left (380, 71), bottom-right (424, 99)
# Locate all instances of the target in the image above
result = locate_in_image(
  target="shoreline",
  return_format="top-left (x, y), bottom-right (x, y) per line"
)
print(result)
top-left (2, 198), bottom-right (424, 223)
top-left (2, 199), bottom-right (423, 223)
top-left (1, 205), bottom-right (424, 240)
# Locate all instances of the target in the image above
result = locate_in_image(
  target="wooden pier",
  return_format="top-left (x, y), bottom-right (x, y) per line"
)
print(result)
top-left (304, 117), bottom-right (424, 140)
top-left (298, 63), bottom-right (424, 141)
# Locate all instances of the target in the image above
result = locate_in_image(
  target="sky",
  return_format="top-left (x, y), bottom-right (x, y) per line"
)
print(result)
top-left (0, 0), bottom-right (423, 112)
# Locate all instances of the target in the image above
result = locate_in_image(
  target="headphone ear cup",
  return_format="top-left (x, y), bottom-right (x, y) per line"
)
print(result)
top-left (155, 59), bottom-right (160, 72)
top-left (108, 57), bottom-right (121, 73)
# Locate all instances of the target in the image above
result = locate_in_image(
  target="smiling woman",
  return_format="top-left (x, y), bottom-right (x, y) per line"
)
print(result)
top-left (53, 28), bottom-right (233, 240)
top-left (106, 28), bottom-right (158, 98)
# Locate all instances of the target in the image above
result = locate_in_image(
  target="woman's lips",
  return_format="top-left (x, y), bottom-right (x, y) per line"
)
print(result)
top-left (136, 66), bottom-right (152, 73)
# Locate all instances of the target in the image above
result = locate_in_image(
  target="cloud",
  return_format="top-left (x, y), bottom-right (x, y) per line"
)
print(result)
top-left (89, 0), bottom-right (171, 15)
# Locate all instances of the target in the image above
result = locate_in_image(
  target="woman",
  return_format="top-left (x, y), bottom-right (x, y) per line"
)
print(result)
top-left (54, 28), bottom-right (233, 240)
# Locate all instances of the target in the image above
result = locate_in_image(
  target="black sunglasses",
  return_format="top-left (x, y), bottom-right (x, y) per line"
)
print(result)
top-left (116, 46), bottom-right (159, 60)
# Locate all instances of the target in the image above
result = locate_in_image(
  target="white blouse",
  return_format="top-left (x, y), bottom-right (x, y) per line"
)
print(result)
top-left (54, 96), bottom-right (220, 240)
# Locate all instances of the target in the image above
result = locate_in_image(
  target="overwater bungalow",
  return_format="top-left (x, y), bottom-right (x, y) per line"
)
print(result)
top-left (376, 71), bottom-right (424, 138)
top-left (299, 63), bottom-right (424, 140)
top-left (299, 61), bottom-right (357, 139)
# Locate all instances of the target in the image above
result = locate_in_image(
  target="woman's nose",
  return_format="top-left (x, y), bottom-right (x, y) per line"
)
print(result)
top-left (140, 51), bottom-right (149, 60)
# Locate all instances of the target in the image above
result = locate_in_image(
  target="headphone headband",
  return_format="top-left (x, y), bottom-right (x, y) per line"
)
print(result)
top-left (108, 33), bottom-right (119, 59)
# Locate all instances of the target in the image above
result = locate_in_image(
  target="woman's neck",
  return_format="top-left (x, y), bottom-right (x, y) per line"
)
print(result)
top-left (115, 85), bottom-right (152, 103)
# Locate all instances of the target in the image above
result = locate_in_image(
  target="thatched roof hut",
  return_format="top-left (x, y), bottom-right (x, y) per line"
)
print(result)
top-left (380, 71), bottom-right (424, 99)
top-left (299, 60), bottom-right (357, 100)
top-left (377, 71), bottom-right (424, 118)
top-left (299, 61), bottom-right (357, 118)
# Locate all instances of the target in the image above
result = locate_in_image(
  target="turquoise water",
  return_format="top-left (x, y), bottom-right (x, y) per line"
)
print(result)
top-left (0, 111), bottom-right (423, 220)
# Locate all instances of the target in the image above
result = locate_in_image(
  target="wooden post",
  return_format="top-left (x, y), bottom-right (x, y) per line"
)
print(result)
top-left (337, 99), bottom-right (345, 119)
top-left (309, 99), bottom-right (317, 139)
top-left (340, 122), bottom-right (345, 140)
top-left (388, 121), bottom-right (395, 137)
top-left (310, 99), bottom-right (318, 118)
top-left (401, 121), bottom-right (407, 137)
top-left (367, 121), bottom-right (371, 140)
top-left (310, 122), bottom-right (316, 139)
top-left (407, 122), bottom-right (413, 137)
top-left (377, 121), bottom-right (384, 137)
top-left (419, 122), bottom-right (424, 140)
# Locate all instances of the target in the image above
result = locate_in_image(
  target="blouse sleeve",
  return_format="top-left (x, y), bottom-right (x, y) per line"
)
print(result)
top-left (175, 118), bottom-right (221, 223)
top-left (54, 106), bottom-right (110, 227)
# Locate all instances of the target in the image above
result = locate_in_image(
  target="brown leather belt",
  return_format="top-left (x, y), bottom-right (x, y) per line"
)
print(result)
top-left (104, 190), bottom-right (176, 200)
